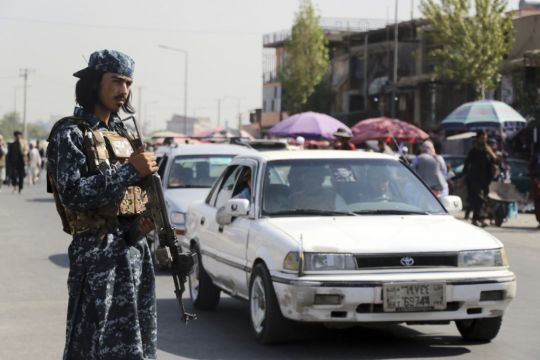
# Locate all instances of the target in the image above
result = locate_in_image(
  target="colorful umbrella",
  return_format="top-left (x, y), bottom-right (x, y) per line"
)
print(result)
top-left (441, 100), bottom-right (527, 130)
top-left (351, 117), bottom-right (429, 144)
top-left (267, 111), bottom-right (351, 140)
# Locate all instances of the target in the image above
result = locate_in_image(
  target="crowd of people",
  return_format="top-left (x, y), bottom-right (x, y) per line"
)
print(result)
top-left (301, 126), bottom-right (540, 229)
top-left (0, 131), bottom-right (45, 194)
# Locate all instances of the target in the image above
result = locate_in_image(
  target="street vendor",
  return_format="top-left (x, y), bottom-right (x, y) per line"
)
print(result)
top-left (332, 128), bottom-right (355, 150)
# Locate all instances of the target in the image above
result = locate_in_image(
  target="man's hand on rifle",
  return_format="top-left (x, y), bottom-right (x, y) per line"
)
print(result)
top-left (129, 146), bottom-right (158, 177)
top-left (138, 216), bottom-right (155, 236)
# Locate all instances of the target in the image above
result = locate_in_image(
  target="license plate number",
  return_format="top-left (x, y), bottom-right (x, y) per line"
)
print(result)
top-left (383, 282), bottom-right (446, 312)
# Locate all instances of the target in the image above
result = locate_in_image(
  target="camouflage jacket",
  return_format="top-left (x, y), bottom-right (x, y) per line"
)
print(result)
top-left (47, 107), bottom-right (157, 360)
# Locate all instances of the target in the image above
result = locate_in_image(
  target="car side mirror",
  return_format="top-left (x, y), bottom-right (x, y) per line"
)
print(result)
top-left (216, 199), bottom-right (250, 226)
top-left (440, 195), bottom-right (462, 214)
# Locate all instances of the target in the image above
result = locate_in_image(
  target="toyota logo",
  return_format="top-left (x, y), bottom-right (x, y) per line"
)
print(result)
top-left (400, 256), bottom-right (415, 266)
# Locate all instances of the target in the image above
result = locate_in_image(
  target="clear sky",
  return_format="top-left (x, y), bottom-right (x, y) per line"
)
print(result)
top-left (0, 0), bottom-right (521, 134)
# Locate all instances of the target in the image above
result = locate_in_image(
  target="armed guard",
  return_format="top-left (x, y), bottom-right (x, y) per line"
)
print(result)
top-left (47, 50), bottom-right (159, 360)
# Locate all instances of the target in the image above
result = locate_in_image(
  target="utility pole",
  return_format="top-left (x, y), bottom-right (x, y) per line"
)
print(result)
top-left (236, 99), bottom-right (242, 132)
top-left (217, 98), bottom-right (222, 127)
top-left (391, 0), bottom-right (399, 119)
top-left (20, 68), bottom-right (32, 139)
top-left (363, 31), bottom-right (369, 111)
top-left (159, 45), bottom-right (189, 135)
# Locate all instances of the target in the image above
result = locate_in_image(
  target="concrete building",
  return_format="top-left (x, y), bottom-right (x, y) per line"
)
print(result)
top-left (166, 114), bottom-right (211, 136)
top-left (261, 9), bottom-right (540, 134)
top-left (259, 18), bottom-right (387, 133)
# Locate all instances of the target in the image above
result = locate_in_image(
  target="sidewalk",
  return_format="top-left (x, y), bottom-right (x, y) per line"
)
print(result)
top-left (455, 210), bottom-right (539, 230)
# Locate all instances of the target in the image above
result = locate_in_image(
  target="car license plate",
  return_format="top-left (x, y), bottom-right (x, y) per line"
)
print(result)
top-left (383, 282), bottom-right (446, 312)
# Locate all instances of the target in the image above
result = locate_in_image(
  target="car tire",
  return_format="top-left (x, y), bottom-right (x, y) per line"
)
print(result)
top-left (249, 263), bottom-right (291, 344)
top-left (455, 316), bottom-right (503, 341)
top-left (189, 245), bottom-right (221, 310)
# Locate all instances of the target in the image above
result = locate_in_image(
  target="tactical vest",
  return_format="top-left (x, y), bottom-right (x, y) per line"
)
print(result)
top-left (47, 117), bottom-right (147, 236)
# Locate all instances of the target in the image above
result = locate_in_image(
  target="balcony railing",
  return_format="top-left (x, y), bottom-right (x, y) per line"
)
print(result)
top-left (263, 17), bottom-right (388, 46)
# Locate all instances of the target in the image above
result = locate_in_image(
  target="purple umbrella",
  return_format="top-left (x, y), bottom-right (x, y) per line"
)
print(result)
top-left (267, 111), bottom-right (351, 140)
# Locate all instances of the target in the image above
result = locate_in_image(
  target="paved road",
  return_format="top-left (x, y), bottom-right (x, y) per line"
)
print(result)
top-left (1, 181), bottom-right (539, 360)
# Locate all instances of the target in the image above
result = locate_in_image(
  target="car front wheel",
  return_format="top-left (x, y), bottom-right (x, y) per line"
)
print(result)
top-left (249, 263), bottom-right (291, 344)
top-left (189, 245), bottom-right (221, 310)
top-left (455, 316), bottom-right (503, 341)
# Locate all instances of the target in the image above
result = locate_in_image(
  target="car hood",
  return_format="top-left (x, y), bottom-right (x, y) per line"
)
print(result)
top-left (165, 188), bottom-right (210, 212)
top-left (264, 215), bottom-right (502, 253)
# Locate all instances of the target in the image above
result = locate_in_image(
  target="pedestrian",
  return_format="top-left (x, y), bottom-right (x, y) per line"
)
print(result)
top-left (38, 141), bottom-right (47, 170)
top-left (529, 145), bottom-right (540, 229)
top-left (27, 142), bottom-right (42, 185)
top-left (377, 139), bottom-right (394, 154)
top-left (0, 134), bottom-right (7, 191)
top-left (412, 140), bottom-right (448, 197)
top-left (7, 130), bottom-right (28, 194)
top-left (46, 49), bottom-right (159, 360)
top-left (463, 130), bottom-right (497, 227)
top-left (332, 128), bottom-right (356, 150)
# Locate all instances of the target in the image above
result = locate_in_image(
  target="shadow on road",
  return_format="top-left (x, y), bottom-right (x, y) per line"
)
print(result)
top-left (156, 297), bottom-right (472, 359)
top-left (493, 225), bottom-right (539, 232)
top-left (49, 253), bottom-right (69, 268)
top-left (27, 197), bottom-right (54, 203)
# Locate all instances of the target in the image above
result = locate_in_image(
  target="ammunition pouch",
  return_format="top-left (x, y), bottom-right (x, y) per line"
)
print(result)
top-left (47, 116), bottom-right (146, 236)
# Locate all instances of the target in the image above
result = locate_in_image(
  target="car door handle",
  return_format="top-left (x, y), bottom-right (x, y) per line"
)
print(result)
top-left (200, 217), bottom-right (205, 226)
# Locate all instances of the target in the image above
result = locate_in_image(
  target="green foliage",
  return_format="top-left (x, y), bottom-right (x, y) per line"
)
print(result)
top-left (0, 112), bottom-right (49, 141)
top-left (420, 0), bottom-right (514, 99)
top-left (301, 79), bottom-right (334, 113)
top-left (0, 112), bottom-right (22, 141)
top-left (280, 0), bottom-right (329, 114)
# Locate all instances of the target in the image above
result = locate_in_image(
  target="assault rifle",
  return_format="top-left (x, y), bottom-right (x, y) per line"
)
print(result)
top-left (120, 116), bottom-right (197, 323)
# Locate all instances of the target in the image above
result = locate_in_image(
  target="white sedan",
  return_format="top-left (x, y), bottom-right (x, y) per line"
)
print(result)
top-left (184, 150), bottom-right (516, 344)
top-left (157, 143), bottom-right (256, 237)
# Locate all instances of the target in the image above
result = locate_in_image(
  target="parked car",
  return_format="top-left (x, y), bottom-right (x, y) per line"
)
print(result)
top-left (246, 139), bottom-right (291, 151)
top-left (156, 143), bottom-right (256, 238)
top-left (184, 150), bottom-right (516, 343)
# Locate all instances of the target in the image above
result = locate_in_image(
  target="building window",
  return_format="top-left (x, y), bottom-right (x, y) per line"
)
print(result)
top-left (271, 99), bottom-right (275, 112)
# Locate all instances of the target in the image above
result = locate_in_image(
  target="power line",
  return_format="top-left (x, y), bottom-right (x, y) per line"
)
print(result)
top-left (0, 16), bottom-right (260, 37)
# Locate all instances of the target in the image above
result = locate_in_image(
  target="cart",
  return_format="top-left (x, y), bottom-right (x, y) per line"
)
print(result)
top-left (486, 182), bottom-right (526, 227)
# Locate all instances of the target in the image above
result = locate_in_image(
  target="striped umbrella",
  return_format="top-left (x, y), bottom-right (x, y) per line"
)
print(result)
top-left (441, 100), bottom-right (527, 130)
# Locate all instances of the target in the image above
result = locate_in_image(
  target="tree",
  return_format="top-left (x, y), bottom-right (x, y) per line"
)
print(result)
top-left (280, 0), bottom-right (329, 114)
top-left (420, 0), bottom-right (514, 99)
top-left (0, 112), bottom-right (49, 141)
top-left (0, 112), bottom-right (21, 141)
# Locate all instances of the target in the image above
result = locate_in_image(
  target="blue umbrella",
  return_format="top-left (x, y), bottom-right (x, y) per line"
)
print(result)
top-left (441, 100), bottom-right (527, 130)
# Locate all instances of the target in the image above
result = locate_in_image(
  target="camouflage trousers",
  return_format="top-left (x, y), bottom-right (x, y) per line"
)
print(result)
top-left (63, 231), bottom-right (157, 360)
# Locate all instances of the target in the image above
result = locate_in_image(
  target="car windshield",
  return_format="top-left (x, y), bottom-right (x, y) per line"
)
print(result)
top-left (262, 158), bottom-right (446, 216)
top-left (168, 155), bottom-right (234, 189)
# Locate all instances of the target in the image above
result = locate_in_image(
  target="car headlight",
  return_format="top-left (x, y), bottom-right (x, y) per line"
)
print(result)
top-left (283, 252), bottom-right (356, 271)
top-left (170, 211), bottom-right (186, 226)
top-left (458, 248), bottom-right (508, 267)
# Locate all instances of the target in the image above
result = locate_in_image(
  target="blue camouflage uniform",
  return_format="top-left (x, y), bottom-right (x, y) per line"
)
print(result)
top-left (47, 50), bottom-right (157, 360)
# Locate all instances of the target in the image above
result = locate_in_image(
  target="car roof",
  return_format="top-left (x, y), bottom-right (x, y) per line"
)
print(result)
top-left (158, 143), bottom-right (257, 156)
top-left (234, 150), bottom-right (397, 162)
